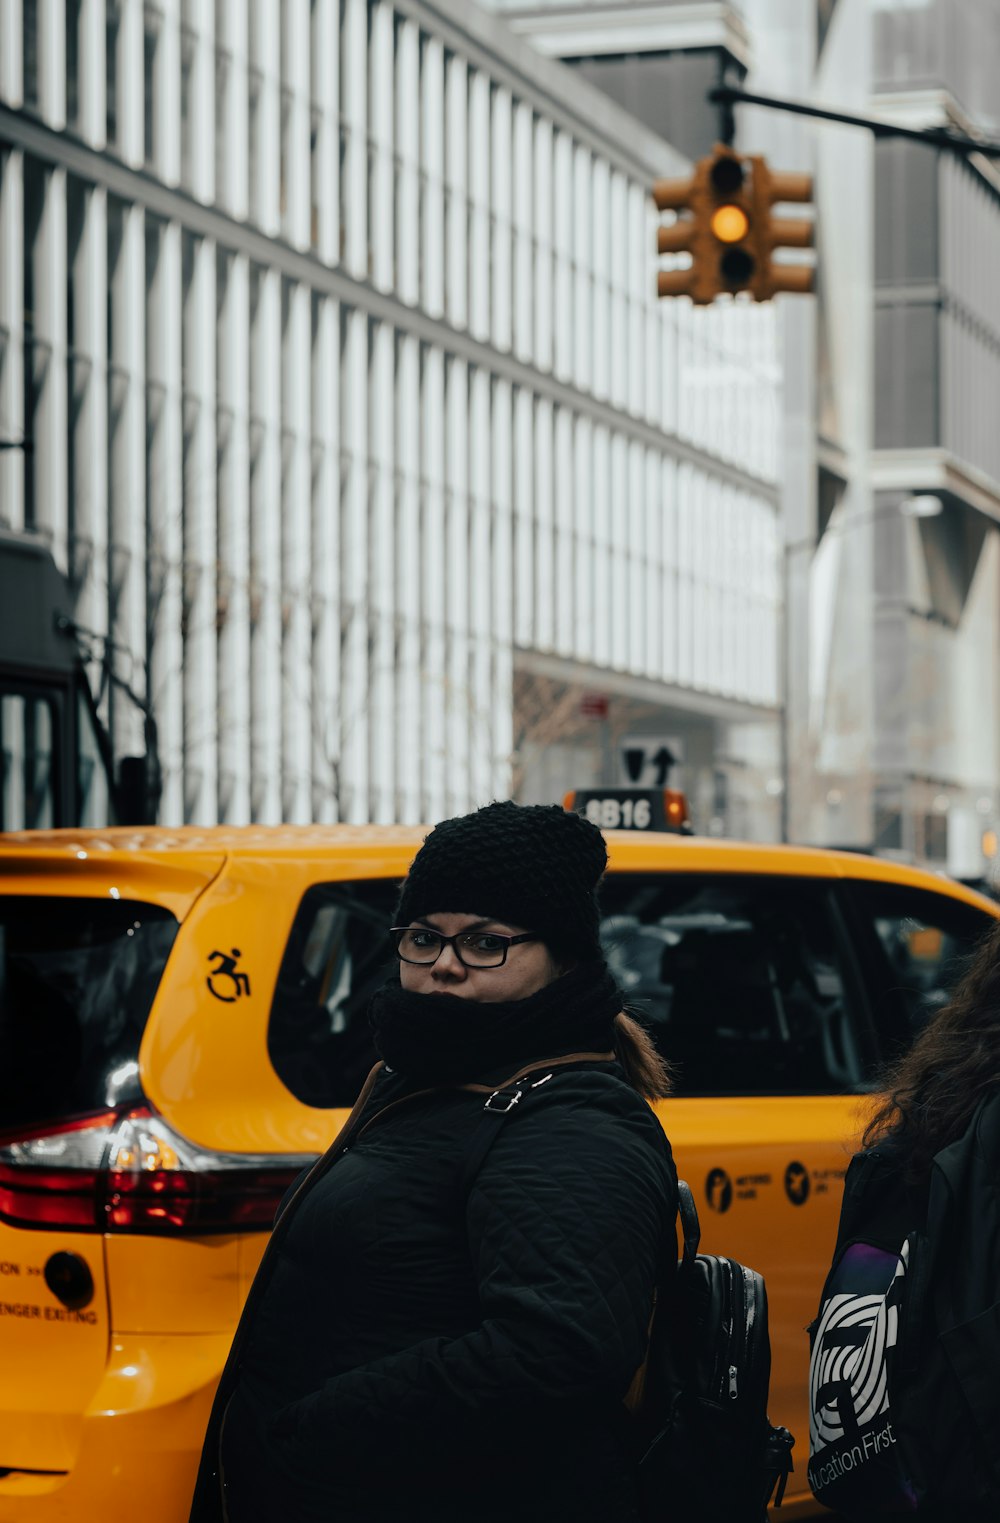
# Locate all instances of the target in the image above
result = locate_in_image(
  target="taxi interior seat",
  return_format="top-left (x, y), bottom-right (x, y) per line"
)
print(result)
top-left (764, 926), bottom-right (863, 1090)
top-left (658, 929), bottom-right (782, 1092)
top-left (815, 994), bottom-right (862, 1088)
top-left (656, 927), bottom-right (854, 1094)
top-left (601, 917), bottom-right (676, 1027)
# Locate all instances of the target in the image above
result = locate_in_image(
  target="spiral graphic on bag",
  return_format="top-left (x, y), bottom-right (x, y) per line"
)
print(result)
top-left (807, 1242), bottom-right (908, 1511)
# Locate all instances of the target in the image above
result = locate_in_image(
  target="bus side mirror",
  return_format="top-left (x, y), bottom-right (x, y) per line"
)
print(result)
top-left (114, 753), bottom-right (162, 826)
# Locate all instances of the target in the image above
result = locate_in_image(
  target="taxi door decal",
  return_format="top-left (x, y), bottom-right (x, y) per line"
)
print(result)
top-left (207, 948), bottom-right (252, 1002)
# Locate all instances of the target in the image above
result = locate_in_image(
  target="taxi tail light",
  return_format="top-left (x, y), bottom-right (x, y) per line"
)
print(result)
top-left (0, 1107), bottom-right (317, 1234)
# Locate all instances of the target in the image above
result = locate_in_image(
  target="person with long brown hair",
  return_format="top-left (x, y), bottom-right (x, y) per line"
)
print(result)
top-left (807, 916), bottom-right (1000, 1519)
top-left (190, 800), bottom-right (677, 1523)
top-left (862, 917), bottom-right (1000, 1187)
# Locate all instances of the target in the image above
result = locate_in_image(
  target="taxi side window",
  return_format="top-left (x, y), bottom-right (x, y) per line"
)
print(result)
top-left (598, 874), bottom-right (872, 1096)
top-left (843, 881), bottom-right (993, 1061)
top-left (267, 881), bottom-right (395, 1107)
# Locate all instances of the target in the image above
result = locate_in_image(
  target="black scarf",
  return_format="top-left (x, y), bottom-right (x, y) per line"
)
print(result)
top-left (368, 962), bottom-right (622, 1086)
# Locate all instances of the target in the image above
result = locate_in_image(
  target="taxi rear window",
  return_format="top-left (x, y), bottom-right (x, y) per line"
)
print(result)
top-left (269, 872), bottom-right (875, 1106)
top-left (268, 881), bottom-right (398, 1107)
top-left (0, 896), bottom-right (178, 1131)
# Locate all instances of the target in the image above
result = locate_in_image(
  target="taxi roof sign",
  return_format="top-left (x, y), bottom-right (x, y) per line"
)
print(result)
top-left (564, 787), bottom-right (693, 834)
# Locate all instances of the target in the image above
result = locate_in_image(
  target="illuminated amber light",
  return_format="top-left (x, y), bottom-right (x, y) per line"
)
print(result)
top-left (710, 204), bottom-right (749, 243)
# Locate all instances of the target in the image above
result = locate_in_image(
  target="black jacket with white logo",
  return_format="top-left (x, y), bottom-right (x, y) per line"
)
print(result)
top-left (189, 1058), bottom-right (677, 1523)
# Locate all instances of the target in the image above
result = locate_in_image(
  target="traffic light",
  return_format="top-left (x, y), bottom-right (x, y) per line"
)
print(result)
top-left (750, 161), bottom-right (815, 298)
top-left (654, 145), bottom-right (757, 305)
top-left (654, 146), bottom-right (814, 305)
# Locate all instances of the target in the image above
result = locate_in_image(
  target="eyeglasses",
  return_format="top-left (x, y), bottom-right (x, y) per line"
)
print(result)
top-left (390, 926), bottom-right (539, 969)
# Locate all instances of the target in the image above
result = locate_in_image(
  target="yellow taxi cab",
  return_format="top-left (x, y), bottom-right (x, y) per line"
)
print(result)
top-left (0, 803), bottom-right (996, 1521)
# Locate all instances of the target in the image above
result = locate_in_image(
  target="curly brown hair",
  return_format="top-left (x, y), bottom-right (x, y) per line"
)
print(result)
top-left (863, 917), bottom-right (1000, 1180)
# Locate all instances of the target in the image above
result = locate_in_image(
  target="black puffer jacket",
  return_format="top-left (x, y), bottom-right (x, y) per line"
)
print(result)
top-left (190, 1058), bottom-right (677, 1523)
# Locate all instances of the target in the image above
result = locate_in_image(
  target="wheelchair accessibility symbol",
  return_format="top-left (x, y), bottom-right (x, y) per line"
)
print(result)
top-left (207, 948), bottom-right (252, 1003)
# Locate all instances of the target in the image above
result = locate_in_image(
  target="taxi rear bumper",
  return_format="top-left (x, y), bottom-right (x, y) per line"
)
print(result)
top-left (0, 1333), bottom-right (228, 1522)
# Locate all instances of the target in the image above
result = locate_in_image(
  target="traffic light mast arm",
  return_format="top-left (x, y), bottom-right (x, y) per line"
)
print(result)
top-left (709, 84), bottom-right (1000, 161)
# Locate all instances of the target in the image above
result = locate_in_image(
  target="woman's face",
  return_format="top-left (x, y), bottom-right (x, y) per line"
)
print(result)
top-left (398, 911), bottom-right (564, 1002)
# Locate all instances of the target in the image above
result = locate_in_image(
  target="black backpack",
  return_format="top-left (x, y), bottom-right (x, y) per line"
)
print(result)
top-left (633, 1180), bottom-right (794, 1522)
top-left (808, 1089), bottom-right (1000, 1516)
top-left (464, 1069), bottom-right (794, 1523)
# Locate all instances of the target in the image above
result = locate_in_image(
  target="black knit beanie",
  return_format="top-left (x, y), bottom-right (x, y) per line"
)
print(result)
top-left (394, 801), bottom-right (608, 963)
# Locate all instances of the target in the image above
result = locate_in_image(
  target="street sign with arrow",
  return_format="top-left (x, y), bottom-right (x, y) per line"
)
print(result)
top-left (619, 737), bottom-right (682, 788)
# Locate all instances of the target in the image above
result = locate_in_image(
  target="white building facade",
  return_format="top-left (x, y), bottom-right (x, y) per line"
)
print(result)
top-left (0, 0), bottom-right (782, 830)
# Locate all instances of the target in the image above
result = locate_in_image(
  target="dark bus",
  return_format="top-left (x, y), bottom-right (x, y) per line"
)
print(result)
top-left (0, 529), bottom-right (158, 830)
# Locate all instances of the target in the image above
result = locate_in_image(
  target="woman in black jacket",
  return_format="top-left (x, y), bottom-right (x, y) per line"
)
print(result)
top-left (191, 801), bottom-right (677, 1523)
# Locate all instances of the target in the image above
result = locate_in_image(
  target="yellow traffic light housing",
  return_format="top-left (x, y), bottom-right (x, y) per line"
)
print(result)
top-left (705, 147), bottom-right (756, 296)
top-left (653, 160), bottom-right (712, 302)
top-left (654, 145), bottom-right (758, 305)
top-left (654, 147), bottom-right (815, 305)
top-left (751, 162), bottom-right (815, 298)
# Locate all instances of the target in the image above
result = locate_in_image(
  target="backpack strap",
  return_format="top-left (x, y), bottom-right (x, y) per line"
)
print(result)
top-left (675, 1179), bottom-right (702, 1272)
top-left (456, 1049), bottom-right (615, 1200)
